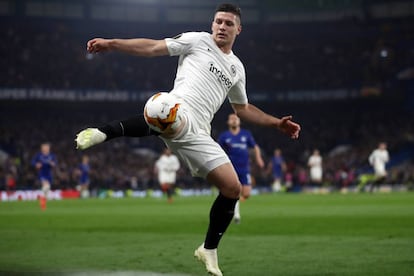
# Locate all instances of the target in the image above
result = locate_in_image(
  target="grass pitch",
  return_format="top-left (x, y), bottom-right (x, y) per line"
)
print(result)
top-left (1, 192), bottom-right (414, 276)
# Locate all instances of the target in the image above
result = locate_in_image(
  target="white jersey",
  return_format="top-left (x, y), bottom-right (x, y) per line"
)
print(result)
top-left (165, 32), bottom-right (247, 130)
top-left (155, 154), bottom-right (180, 184)
top-left (308, 155), bottom-right (323, 181)
top-left (368, 149), bottom-right (389, 177)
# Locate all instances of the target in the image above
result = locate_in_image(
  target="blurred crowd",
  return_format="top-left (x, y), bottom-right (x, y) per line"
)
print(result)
top-left (1, 99), bottom-right (413, 193)
top-left (1, 16), bottom-right (414, 193)
top-left (1, 16), bottom-right (413, 92)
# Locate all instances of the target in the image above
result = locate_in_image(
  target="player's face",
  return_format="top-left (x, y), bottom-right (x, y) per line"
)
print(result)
top-left (41, 144), bottom-right (50, 154)
top-left (211, 12), bottom-right (241, 50)
top-left (82, 155), bottom-right (89, 163)
top-left (227, 114), bottom-right (240, 128)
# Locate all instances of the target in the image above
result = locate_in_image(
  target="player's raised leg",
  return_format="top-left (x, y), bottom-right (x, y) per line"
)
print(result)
top-left (75, 115), bottom-right (156, 150)
top-left (75, 128), bottom-right (107, 150)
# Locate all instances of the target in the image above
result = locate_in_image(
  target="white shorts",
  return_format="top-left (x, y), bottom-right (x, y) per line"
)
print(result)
top-left (374, 166), bottom-right (387, 178)
top-left (310, 167), bottom-right (322, 182)
top-left (158, 172), bottom-right (177, 184)
top-left (161, 104), bottom-right (230, 179)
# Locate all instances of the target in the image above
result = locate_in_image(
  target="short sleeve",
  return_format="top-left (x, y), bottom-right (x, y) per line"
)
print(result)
top-left (227, 63), bottom-right (248, 104)
top-left (246, 131), bottom-right (257, 148)
top-left (165, 32), bottom-right (203, 56)
top-left (228, 76), bottom-right (249, 104)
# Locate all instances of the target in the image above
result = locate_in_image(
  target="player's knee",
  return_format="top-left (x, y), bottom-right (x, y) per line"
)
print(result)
top-left (242, 193), bottom-right (250, 200)
top-left (221, 182), bottom-right (241, 199)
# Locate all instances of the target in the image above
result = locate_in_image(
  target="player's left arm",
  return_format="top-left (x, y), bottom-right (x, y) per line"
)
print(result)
top-left (282, 160), bottom-right (287, 172)
top-left (231, 103), bottom-right (300, 139)
top-left (385, 151), bottom-right (390, 163)
top-left (50, 155), bottom-right (57, 167)
top-left (32, 156), bottom-right (43, 170)
top-left (253, 145), bottom-right (265, 169)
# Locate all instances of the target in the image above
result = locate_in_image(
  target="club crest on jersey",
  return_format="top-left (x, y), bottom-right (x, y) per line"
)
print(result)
top-left (230, 65), bottom-right (236, 76)
top-left (208, 62), bottom-right (232, 89)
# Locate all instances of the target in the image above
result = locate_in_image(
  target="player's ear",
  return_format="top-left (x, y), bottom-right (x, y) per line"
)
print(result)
top-left (237, 24), bottom-right (242, 35)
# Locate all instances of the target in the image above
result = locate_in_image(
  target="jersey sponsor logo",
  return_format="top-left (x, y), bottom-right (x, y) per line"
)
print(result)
top-left (225, 139), bottom-right (247, 149)
top-left (208, 62), bottom-right (232, 89)
top-left (231, 143), bottom-right (247, 149)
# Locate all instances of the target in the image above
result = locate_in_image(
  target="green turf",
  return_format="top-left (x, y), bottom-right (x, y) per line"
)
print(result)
top-left (1, 193), bottom-right (414, 276)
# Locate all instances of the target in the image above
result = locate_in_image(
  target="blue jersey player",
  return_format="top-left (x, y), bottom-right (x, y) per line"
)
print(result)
top-left (218, 113), bottom-right (264, 223)
top-left (31, 143), bottom-right (57, 208)
top-left (75, 155), bottom-right (90, 198)
top-left (267, 148), bottom-right (286, 192)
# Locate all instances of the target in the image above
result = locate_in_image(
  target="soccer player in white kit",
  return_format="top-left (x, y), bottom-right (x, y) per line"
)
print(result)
top-left (368, 142), bottom-right (389, 191)
top-left (75, 4), bottom-right (301, 275)
top-left (155, 148), bottom-right (180, 203)
top-left (308, 149), bottom-right (323, 186)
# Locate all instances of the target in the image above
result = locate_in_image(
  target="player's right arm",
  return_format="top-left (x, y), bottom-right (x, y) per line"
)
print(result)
top-left (368, 151), bottom-right (374, 165)
top-left (87, 38), bottom-right (169, 57)
top-left (31, 155), bottom-right (41, 169)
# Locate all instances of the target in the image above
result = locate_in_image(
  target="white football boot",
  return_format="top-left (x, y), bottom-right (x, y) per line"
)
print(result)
top-left (75, 128), bottom-right (107, 150)
top-left (194, 244), bottom-right (223, 276)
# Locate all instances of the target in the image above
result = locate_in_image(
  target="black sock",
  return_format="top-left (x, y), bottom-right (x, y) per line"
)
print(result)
top-left (204, 193), bottom-right (238, 249)
top-left (166, 187), bottom-right (173, 198)
top-left (98, 115), bottom-right (159, 140)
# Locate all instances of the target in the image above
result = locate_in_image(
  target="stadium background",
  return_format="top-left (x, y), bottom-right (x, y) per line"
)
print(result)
top-left (1, 0), bottom-right (414, 196)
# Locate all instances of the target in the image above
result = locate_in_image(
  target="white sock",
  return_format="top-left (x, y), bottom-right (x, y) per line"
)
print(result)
top-left (234, 200), bottom-right (240, 219)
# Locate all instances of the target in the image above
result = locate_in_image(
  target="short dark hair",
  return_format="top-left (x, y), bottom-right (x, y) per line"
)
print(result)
top-left (215, 3), bottom-right (241, 20)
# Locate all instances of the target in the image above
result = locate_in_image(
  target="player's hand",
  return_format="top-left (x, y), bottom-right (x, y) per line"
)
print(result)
top-left (75, 128), bottom-right (107, 150)
top-left (257, 157), bottom-right (265, 169)
top-left (278, 116), bottom-right (301, 139)
top-left (87, 38), bottom-right (111, 53)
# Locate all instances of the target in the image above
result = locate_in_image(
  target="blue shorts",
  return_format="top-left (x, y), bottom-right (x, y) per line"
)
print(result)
top-left (39, 176), bottom-right (52, 184)
top-left (273, 172), bottom-right (283, 180)
top-left (237, 171), bottom-right (251, 186)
